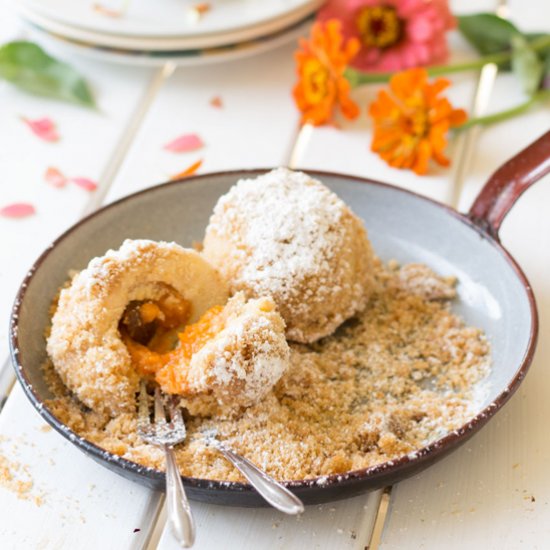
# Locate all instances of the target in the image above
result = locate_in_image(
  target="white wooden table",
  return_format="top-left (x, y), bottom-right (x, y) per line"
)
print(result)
top-left (1, 1), bottom-right (549, 548)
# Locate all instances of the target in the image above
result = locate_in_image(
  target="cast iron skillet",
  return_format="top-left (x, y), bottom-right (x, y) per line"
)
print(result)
top-left (9, 130), bottom-right (550, 506)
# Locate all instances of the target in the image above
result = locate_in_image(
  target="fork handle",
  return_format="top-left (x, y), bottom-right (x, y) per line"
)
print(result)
top-left (164, 445), bottom-right (196, 548)
top-left (217, 445), bottom-right (304, 515)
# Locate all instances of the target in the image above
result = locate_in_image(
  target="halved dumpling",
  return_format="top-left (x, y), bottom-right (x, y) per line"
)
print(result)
top-left (47, 239), bottom-right (228, 416)
top-left (154, 293), bottom-right (290, 414)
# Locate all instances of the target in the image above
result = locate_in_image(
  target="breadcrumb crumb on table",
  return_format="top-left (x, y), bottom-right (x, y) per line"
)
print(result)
top-left (0, 453), bottom-right (42, 505)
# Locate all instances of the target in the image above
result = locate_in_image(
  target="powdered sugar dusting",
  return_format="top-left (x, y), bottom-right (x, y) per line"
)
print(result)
top-left (203, 168), bottom-right (376, 343)
top-left (186, 293), bottom-right (290, 412)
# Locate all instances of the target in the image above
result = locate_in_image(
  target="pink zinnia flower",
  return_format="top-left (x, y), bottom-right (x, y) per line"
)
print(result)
top-left (316, 0), bottom-right (455, 72)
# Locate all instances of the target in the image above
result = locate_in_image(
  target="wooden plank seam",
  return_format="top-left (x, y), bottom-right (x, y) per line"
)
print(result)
top-left (0, 60), bottom-right (177, 549)
top-left (374, 1), bottom-right (505, 544)
top-left (0, 62), bottom-right (176, 410)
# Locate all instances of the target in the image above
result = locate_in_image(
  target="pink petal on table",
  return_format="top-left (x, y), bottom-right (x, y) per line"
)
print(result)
top-left (44, 166), bottom-right (68, 188)
top-left (209, 96), bottom-right (223, 109)
top-left (164, 133), bottom-right (204, 153)
top-left (0, 203), bottom-right (36, 218)
top-left (21, 117), bottom-right (60, 142)
top-left (71, 177), bottom-right (98, 191)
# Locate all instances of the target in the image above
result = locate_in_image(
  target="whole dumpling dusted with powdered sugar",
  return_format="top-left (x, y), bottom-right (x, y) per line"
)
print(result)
top-left (202, 168), bottom-right (376, 343)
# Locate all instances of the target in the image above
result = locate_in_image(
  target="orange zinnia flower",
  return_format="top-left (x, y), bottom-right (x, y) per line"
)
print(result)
top-left (293, 20), bottom-right (361, 126)
top-left (369, 68), bottom-right (467, 175)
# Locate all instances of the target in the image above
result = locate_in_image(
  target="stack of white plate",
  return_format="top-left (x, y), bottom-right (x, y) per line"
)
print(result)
top-left (15, 0), bottom-right (322, 66)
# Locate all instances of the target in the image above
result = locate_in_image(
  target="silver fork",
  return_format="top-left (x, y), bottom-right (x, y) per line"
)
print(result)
top-left (202, 429), bottom-right (304, 515)
top-left (138, 382), bottom-right (195, 548)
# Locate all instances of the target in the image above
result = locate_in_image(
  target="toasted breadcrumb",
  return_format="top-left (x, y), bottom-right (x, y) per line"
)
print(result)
top-left (44, 260), bottom-right (490, 482)
top-left (0, 452), bottom-right (44, 505)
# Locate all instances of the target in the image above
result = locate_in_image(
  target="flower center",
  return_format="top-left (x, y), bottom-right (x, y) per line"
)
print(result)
top-left (356, 5), bottom-right (403, 49)
top-left (303, 58), bottom-right (330, 104)
top-left (410, 110), bottom-right (428, 137)
top-left (119, 285), bottom-right (191, 356)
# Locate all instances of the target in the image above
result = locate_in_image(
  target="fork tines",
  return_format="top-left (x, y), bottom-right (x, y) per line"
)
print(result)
top-left (137, 381), bottom-right (187, 446)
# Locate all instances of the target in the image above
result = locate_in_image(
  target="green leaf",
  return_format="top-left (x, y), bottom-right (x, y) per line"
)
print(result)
top-left (511, 34), bottom-right (544, 95)
top-left (0, 41), bottom-right (95, 107)
top-left (525, 32), bottom-right (547, 42)
top-left (525, 33), bottom-right (550, 58)
top-left (458, 13), bottom-right (520, 55)
top-left (542, 51), bottom-right (550, 90)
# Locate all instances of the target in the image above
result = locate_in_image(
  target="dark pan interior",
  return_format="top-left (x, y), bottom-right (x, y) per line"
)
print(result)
top-left (11, 170), bottom-right (535, 505)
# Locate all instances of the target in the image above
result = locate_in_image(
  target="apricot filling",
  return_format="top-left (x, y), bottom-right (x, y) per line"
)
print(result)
top-left (120, 286), bottom-right (191, 352)
top-left (156, 305), bottom-right (225, 394)
top-left (120, 292), bottom-right (225, 394)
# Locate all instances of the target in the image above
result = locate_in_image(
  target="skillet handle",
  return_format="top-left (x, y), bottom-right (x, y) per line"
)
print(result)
top-left (468, 129), bottom-right (550, 240)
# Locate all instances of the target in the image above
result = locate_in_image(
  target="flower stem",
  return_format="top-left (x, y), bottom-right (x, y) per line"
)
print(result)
top-left (345, 35), bottom-right (550, 86)
top-left (455, 89), bottom-right (550, 131)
